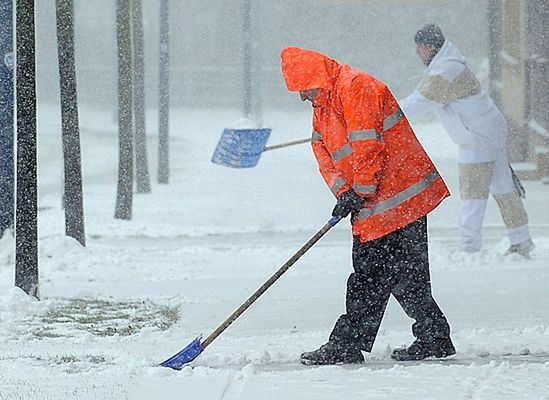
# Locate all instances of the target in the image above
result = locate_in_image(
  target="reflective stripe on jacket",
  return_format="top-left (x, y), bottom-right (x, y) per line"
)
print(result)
top-left (281, 47), bottom-right (450, 242)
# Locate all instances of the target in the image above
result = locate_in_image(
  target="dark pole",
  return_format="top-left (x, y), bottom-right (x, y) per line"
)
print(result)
top-left (115, 0), bottom-right (133, 220)
top-left (15, 0), bottom-right (39, 298)
top-left (157, 0), bottom-right (170, 184)
top-left (132, 0), bottom-right (151, 193)
top-left (487, 0), bottom-right (502, 108)
top-left (55, 0), bottom-right (85, 246)
top-left (242, 0), bottom-right (252, 120)
top-left (0, 0), bottom-right (14, 237)
top-left (252, 0), bottom-right (263, 125)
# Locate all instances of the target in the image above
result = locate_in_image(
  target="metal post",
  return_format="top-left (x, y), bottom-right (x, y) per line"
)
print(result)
top-left (242, 0), bottom-right (252, 120)
top-left (487, 0), bottom-right (502, 108)
top-left (158, 0), bottom-right (170, 184)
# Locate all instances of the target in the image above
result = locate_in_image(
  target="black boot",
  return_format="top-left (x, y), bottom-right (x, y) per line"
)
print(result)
top-left (300, 342), bottom-right (364, 365)
top-left (391, 337), bottom-right (456, 361)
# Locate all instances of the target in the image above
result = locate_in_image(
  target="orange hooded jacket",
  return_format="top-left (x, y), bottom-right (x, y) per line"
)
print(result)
top-left (281, 47), bottom-right (450, 242)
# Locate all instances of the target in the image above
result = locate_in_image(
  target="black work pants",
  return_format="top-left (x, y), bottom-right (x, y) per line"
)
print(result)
top-left (329, 216), bottom-right (451, 352)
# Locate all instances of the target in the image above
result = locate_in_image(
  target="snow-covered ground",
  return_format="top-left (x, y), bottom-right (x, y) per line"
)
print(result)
top-left (0, 106), bottom-right (548, 399)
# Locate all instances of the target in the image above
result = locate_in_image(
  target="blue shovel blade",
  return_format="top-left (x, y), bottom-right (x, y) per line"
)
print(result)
top-left (159, 336), bottom-right (204, 370)
top-left (211, 128), bottom-right (271, 168)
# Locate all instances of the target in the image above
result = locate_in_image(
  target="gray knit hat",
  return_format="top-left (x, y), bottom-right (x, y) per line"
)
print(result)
top-left (414, 24), bottom-right (445, 49)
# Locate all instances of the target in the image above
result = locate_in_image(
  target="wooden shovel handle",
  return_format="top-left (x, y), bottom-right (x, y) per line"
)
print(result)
top-left (263, 137), bottom-right (311, 152)
top-left (201, 216), bottom-right (341, 349)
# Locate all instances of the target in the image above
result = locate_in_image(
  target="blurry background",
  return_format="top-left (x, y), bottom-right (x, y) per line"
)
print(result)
top-left (35, 0), bottom-right (490, 109)
top-left (33, 0), bottom-right (547, 167)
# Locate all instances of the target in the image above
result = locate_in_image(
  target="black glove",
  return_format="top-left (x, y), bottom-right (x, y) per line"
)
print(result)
top-left (332, 190), bottom-right (364, 218)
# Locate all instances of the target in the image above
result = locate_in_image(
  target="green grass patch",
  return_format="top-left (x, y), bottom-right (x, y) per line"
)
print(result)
top-left (25, 298), bottom-right (179, 339)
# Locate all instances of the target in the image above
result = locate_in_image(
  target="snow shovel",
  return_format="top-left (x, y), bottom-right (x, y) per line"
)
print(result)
top-left (211, 127), bottom-right (310, 168)
top-left (159, 215), bottom-right (342, 370)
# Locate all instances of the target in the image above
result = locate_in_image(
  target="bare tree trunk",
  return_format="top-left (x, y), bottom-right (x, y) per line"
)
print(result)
top-left (56, 0), bottom-right (85, 246)
top-left (132, 0), bottom-right (151, 193)
top-left (158, 0), bottom-right (170, 184)
top-left (115, 0), bottom-right (133, 220)
top-left (0, 0), bottom-right (14, 238)
top-left (15, 0), bottom-right (39, 298)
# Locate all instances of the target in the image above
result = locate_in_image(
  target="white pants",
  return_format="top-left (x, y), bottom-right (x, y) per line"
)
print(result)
top-left (458, 149), bottom-right (530, 252)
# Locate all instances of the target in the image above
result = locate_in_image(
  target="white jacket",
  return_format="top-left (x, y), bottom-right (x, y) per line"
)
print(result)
top-left (399, 41), bottom-right (507, 161)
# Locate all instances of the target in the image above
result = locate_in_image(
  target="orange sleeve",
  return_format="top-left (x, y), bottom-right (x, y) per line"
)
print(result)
top-left (311, 138), bottom-right (351, 197)
top-left (341, 76), bottom-right (385, 197)
top-left (311, 112), bottom-right (351, 197)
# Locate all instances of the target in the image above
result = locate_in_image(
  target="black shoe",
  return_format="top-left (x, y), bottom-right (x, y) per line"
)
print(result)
top-left (391, 338), bottom-right (456, 361)
top-left (300, 342), bottom-right (364, 365)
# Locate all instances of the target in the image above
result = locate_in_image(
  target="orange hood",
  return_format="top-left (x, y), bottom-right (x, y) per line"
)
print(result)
top-left (281, 47), bottom-right (340, 92)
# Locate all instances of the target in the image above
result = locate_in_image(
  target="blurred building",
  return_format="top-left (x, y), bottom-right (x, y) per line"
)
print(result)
top-left (488, 0), bottom-right (548, 178)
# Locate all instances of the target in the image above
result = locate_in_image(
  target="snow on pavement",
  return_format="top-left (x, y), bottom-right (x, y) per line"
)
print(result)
top-left (0, 107), bottom-right (547, 399)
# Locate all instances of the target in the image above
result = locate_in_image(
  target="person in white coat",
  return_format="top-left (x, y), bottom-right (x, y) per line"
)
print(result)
top-left (399, 24), bottom-right (534, 256)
